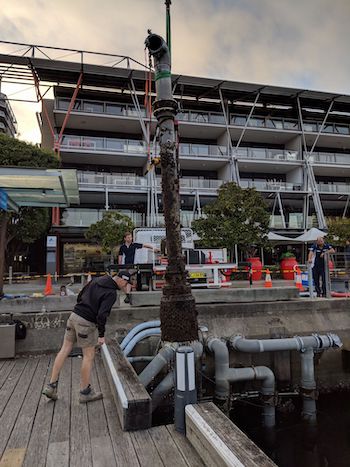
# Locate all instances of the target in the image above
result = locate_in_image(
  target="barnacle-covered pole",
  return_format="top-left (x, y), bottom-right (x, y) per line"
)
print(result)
top-left (145, 32), bottom-right (198, 342)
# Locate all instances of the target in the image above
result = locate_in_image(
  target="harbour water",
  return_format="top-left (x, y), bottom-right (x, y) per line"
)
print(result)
top-left (231, 391), bottom-right (350, 467)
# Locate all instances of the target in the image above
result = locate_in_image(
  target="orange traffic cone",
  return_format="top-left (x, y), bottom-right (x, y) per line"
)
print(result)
top-left (44, 273), bottom-right (54, 295)
top-left (264, 268), bottom-right (272, 288)
top-left (295, 267), bottom-right (303, 291)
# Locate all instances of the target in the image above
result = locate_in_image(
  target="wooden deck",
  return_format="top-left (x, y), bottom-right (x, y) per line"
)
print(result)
top-left (0, 355), bottom-right (204, 467)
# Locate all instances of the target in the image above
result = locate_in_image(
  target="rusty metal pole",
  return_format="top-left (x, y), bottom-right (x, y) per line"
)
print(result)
top-left (145, 32), bottom-right (198, 342)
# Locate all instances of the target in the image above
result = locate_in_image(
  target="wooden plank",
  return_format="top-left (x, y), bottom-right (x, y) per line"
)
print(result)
top-left (95, 356), bottom-right (140, 467)
top-left (0, 360), bottom-right (16, 389)
top-left (22, 356), bottom-right (55, 467)
top-left (0, 448), bottom-right (26, 467)
top-left (130, 430), bottom-right (164, 467)
top-left (0, 358), bottom-right (39, 459)
top-left (0, 359), bottom-right (27, 416)
top-left (87, 364), bottom-right (116, 467)
top-left (186, 403), bottom-right (276, 467)
top-left (166, 425), bottom-right (205, 467)
top-left (102, 343), bottom-right (151, 431)
top-left (46, 357), bottom-right (72, 467)
top-left (45, 442), bottom-right (69, 467)
top-left (148, 426), bottom-right (189, 467)
top-left (0, 356), bottom-right (49, 464)
top-left (70, 357), bottom-right (92, 467)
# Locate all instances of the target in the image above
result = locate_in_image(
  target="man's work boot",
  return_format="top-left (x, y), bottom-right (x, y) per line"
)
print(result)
top-left (79, 385), bottom-right (103, 403)
top-left (124, 294), bottom-right (131, 304)
top-left (42, 382), bottom-right (58, 401)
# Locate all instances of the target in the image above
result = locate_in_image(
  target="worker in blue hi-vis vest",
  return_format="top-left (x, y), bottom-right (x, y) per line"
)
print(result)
top-left (308, 236), bottom-right (335, 297)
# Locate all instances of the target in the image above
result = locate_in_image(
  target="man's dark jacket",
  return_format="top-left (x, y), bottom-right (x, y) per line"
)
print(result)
top-left (73, 276), bottom-right (118, 337)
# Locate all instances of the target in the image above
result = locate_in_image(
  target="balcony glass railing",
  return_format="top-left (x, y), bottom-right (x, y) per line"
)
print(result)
top-left (317, 183), bottom-right (350, 194)
top-left (241, 180), bottom-right (303, 191)
top-left (61, 135), bottom-right (228, 160)
top-left (309, 152), bottom-right (350, 165)
top-left (56, 98), bottom-right (146, 117)
top-left (156, 178), bottom-right (223, 191)
top-left (236, 147), bottom-right (299, 161)
top-left (56, 98), bottom-right (350, 137)
top-left (77, 171), bottom-right (147, 189)
top-left (61, 135), bottom-right (145, 154)
top-left (230, 115), bottom-right (300, 131)
top-left (61, 208), bottom-right (144, 227)
top-left (179, 143), bottom-right (228, 158)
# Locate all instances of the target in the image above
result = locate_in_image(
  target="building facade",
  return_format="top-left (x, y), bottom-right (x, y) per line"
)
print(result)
top-left (0, 92), bottom-right (17, 137)
top-left (40, 69), bottom-right (350, 274)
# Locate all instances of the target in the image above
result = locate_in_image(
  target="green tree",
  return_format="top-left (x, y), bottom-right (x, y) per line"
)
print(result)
top-left (85, 211), bottom-right (134, 264)
top-left (327, 217), bottom-right (350, 245)
top-left (192, 182), bottom-right (270, 259)
top-left (0, 134), bottom-right (58, 295)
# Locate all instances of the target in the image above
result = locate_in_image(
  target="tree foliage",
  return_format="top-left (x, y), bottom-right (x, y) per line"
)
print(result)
top-left (192, 182), bottom-right (270, 257)
top-left (85, 211), bottom-right (134, 254)
top-left (0, 133), bottom-right (58, 168)
top-left (0, 134), bottom-right (58, 293)
top-left (327, 217), bottom-right (350, 245)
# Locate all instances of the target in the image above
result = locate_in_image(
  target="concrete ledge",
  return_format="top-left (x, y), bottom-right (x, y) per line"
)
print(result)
top-left (130, 287), bottom-right (299, 307)
top-left (185, 402), bottom-right (276, 467)
top-left (101, 342), bottom-right (151, 431)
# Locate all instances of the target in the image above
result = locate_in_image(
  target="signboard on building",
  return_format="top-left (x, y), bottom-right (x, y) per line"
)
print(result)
top-left (46, 236), bottom-right (57, 248)
top-left (0, 189), bottom-right (8, 211)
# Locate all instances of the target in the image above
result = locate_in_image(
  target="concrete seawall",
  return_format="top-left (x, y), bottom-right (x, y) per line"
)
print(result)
top-left (1, 294), bottom-right (349, 390)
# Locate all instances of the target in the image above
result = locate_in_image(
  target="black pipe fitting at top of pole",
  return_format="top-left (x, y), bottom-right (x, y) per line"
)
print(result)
top-left (145, 31), bottom-right (198, 343)
top-left (144, 33), bottom-right (177, 117)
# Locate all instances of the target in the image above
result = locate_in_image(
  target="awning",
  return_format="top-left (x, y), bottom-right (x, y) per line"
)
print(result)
top-left (294, 227), bottom-right (327, 243)
top-left (267, 232), bottom-right (299, 243)
top-left (0, 167), bottom-right (80, 212)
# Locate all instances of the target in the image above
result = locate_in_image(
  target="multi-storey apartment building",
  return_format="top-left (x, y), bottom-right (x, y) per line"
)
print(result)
top-left (40, 67), bottom-right (350, 274)
top-left (0, 92), bottom-right (17, 137)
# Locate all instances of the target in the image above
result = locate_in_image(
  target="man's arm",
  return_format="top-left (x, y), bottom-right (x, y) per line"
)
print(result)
top-left (143, 243), bottom-right (160, 252)
top-left (308, 246), bottom-right (315, 263)
top-left (96, 292), bottom-right (117, 339)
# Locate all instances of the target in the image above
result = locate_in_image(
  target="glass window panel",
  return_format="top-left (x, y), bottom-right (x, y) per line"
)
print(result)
top-left (231, 115), bottom-right (247, 125)
top-left (335, 125), bottom-right (349, 135)
top-left (83, 101), bottom-right (104, 113)
top-left (283, 120), bottom-right (299, 130)
top-left (209, 114), bottom-right (225, 124)
top-left (106, 103), bottom-right (124, 115)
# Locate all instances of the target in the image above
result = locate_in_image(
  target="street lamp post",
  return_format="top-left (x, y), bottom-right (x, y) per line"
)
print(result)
top-left (145, 32), bottom-right (198, 342)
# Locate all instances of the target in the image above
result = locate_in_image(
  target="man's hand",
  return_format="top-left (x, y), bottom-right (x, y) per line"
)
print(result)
top-left (154, 247), bottom-right (160, 253)
top-left (98, 337), bottom-right (105, 346)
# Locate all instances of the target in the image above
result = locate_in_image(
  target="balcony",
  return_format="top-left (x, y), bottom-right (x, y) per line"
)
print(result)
top-left (179, 143), bottom-right (228, 159)
top-left (241, 180), bottom-right (303, 192)
top-left (55, 98), bottom-right (146, 118)
top-left (61, 208), bottom-right (144, 228)
top-left (236, 147), bottom-right (299, 162)
top-left (317, 182), bottom-right (350, 194)
top-left (55, 97), bottom-right (350, 140)
top-left (231, 115), bottom-right (299, 131)
top-left (310, 152), bottom-right (350, 165)
top-left (156, 177), bottom-right (223, 194)
top-left (61, 135), bottom-right (145, 154)
top-left (77, 171), bottom-right (147, 191)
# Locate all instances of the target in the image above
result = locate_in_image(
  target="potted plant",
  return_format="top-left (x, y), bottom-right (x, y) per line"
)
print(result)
top-left (280, 251), bottom-right (298, 280)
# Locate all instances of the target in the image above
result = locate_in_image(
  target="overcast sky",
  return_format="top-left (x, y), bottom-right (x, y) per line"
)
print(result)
top-left (1, 0), bottom-right (350, 143)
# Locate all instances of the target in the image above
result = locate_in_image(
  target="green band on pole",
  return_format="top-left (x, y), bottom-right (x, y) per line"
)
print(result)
top-left (155, 71), bottom-right (172, 81)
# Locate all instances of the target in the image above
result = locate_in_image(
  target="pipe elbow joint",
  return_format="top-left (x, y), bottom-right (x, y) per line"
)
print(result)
top-left (145, 33), bottom-right (169, 59)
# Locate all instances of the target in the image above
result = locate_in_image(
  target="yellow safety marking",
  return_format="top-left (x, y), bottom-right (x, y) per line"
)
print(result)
top-left (0, 448), bottom-right (26, 467)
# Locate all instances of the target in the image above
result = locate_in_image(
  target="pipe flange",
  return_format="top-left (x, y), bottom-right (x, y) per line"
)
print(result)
top-left (295, 335), bottom-right (305, 352)
top-left (153, 99), bottom-right (178, 117)
top-left (300, 387), bottom-right (319, 400)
